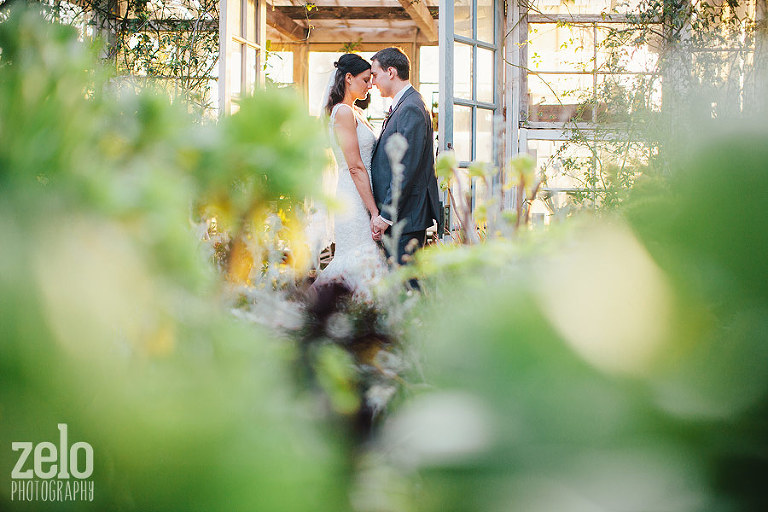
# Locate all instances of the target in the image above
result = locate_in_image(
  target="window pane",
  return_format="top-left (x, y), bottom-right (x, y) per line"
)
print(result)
top-left (527, 139), bottom-right (593, 190)
top-left (476, 108), bottom-right (494, 163)
top-left (246, 47), bottom-right (258, 94)
top-left (527, 23), bottom-right (596, 73)
top-left (454, 168), bottom-right (472, 217)
top-left (596, 24), bottom-right (659, 73)
top-left (246, 0), bottom-right (257, 41)
top-left (477, 47), bottom-right (494, 103)
top-left (527, 73), bottom-right (594, 122)
top-left (477, 0), bottom-right (494, 44)
top-left (454, 0), bottom-right (472, 38)
top-left (453, 105), bottom-right (472, 162)
top-left (230, 42), bottom-right (242, 98)
top-left (229, 0), bottom-right (242, 38)
top-left (596, 74), bottom-right (662, 120)
top-left (474, 173), bottom-right (490, 213)
top-left (454, 42), bottom-right (472, 100)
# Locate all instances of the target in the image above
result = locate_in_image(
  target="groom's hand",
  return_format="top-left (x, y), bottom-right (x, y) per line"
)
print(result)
top-left (372, 216), bottom-right (390, 241)
top-left (370, 218), bottom-right (380, 241)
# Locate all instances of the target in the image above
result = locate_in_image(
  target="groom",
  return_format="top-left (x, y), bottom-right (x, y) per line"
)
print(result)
top-left (369, 47), bottom-right (441, 265)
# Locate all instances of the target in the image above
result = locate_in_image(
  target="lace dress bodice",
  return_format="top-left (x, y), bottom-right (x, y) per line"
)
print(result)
top-left (316, 103), bottom-right (385, 297)
top-left (328, 103), bottom-right (377, 221)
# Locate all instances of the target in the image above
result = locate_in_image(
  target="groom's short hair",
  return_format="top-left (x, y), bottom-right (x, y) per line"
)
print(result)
top-left (371, 47), bottom-right (410, 81)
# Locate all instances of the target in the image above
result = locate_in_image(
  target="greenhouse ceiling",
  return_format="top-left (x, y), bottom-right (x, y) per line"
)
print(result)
top-left (266, 0), bottom-right (440, 44)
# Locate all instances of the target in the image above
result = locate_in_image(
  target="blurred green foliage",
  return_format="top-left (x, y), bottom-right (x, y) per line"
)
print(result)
top-left (379, 119), bottom-right (768, 511)
top-left (1, 7), bottom-right (347, 511)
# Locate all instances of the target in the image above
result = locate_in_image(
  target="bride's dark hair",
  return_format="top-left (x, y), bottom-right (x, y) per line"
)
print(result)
top-left (325, 53), bottom-right (371, 116)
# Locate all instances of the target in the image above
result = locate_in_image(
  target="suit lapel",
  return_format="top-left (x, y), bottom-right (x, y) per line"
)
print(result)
top-left (374, 86), bottom-right (417, 156)
top-left (387, 87), bottom-right (416, 125)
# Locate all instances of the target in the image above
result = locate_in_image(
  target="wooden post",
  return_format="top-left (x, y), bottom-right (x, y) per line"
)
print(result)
top-left (293, 43), bottom-right (309, 102)
top-left (411, 39), bottom-right (420, 90)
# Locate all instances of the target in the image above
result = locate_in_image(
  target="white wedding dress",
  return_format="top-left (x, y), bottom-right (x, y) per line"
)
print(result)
top-left (315, 103), bottom-right (386, 297)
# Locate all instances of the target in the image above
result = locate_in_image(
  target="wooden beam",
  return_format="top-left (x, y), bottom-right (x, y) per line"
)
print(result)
top-left (266, 3), bottom-right (308, 41)
top-left (271, 42), bottom-right (433, 53)
top-left (271, 25), bottom-right (436, 45)
top-left (397, 0), bottom-right (438, 42)
top-left (301, 26), bottom-right (434, 44)
top-left (277, 6), bottom-right (439, 20)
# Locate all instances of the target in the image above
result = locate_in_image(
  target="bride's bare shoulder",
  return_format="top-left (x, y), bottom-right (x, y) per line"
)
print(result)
top-left (332, 104), bottom-right (357, 128)
top-left (332, 102), bottom-right (355, 115)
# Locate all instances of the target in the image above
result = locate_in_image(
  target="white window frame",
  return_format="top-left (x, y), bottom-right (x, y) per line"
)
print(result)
top-left (219, 0), bottom-right (266, 115)
top-left (509, 4), bottom-right (664, 209)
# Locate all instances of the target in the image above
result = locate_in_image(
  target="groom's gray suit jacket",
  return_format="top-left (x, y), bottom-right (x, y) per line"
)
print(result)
top-left (371, 87), bottom-right (441, 235)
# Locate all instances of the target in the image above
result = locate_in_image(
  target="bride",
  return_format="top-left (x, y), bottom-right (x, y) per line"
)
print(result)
top-left (313, 54), bottom-right (386, 296)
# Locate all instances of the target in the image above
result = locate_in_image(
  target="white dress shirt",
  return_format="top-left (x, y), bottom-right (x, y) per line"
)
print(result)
top-left (391, 83), bottom-right (412, 111)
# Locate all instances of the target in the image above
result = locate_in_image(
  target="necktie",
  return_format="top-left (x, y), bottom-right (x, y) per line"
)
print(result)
top-left (383, 106), bottom-right (393, 128)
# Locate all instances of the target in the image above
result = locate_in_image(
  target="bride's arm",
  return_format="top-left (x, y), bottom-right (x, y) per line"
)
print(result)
top-left (333, 106), bottom-right (379, 218)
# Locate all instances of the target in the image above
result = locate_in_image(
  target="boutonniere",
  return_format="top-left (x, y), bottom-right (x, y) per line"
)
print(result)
top-left (384, 106), bottom-right (393, 122)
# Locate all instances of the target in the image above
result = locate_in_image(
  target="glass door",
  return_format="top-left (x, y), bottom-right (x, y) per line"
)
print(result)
top-left (439, 0), bottom-right (503, 220)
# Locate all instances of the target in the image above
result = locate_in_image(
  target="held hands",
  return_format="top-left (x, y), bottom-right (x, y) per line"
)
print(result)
top-left (371, 215), bottom-right (390, 242)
